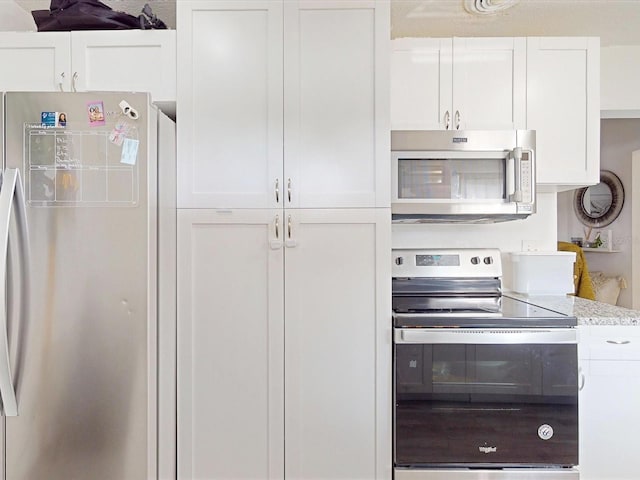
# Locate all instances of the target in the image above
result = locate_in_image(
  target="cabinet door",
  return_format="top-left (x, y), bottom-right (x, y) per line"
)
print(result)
top-left (70, 30), bottom-right (176, 102)
top-left (452, 37), bottom-right (526, 130)
top-left (578, 326), bottom-right (640, 480)
top-left (0, 32), bottom-right (70, 92)
top-left (527, 37), bottom-right (600, 191)
top-left (390, 38), bottom-right (453, 130)
top-left (177, 1), bottom-right (284, 208)
top-left (580, 358), bottom-right (640, 480)
top-left (284, 208), bottom-right (391, 480)
top-left (177, 209), bottom-right (284, 480)
top-left (284, 1), bottom-right (390, 208)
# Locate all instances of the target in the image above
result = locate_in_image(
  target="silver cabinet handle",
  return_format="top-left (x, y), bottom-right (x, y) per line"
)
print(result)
top-left (455, 110), bottom-right (461, 130)
top-left (58, 72), bottom-right (66, 92)
top-left (578, 368), bottom-right (585, 391)
top-left (275, 214), bottom-right (279, 239)
top-left (0, 169), bottom-right (30, 417)
top-left (72, 72), bottom-right (79, 92)
top-left (287, 215), bottom-right (292, 239)
top-left (607, 340), bottom-right (631, 345)
top-left (287, 178), bottom-right (292, 203)
top-left (275, 179), bottom-right (280, 204)
top-left (444, 110), bottom-right (450, 130)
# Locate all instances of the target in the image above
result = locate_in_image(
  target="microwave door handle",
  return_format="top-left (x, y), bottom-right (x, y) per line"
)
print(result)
top-left (510, 147), bottom-right (523, 202)
top-left (506, 155), bottom-right (516, 197)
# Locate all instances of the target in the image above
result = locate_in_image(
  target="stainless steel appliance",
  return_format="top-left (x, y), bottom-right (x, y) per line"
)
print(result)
top-left (391, 130), bottom-right (535, 223)
top-left (0, 92), bottom-right (176, 480)
top-left (392, 249), bottom-right (578, 480)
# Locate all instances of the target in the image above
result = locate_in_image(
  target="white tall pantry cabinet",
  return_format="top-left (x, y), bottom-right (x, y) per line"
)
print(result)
top-left (177, 1), bottom-right (391, 479)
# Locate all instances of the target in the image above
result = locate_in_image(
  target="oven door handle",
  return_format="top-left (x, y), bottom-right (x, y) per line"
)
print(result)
top-left (395, 328), bottom-right (577, 344)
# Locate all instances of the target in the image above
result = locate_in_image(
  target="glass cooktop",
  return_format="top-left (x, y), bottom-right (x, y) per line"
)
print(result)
top-left (393, 295), bottom-right (577, 328)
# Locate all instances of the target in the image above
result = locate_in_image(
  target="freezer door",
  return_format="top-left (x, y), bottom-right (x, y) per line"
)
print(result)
top-left (3, 92), bottom-right (156, 480)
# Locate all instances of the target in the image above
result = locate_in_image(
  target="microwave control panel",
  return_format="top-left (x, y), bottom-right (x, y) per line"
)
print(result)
top-left (520, 151), bottom-right (532, 203)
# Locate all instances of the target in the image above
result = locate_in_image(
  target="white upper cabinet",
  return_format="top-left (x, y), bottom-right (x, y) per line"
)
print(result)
top-left (177, 0), bottom-right (284, 209)
top-left (452, 37), bottom-right (526, 130)
top-left (527, 37), bottom-right (600, 191)
top-left (177, 0), bottom-right (389, 209)
top-left (0, 31), bottom-right (176, 102)
top-left (390, 38), bottom-right (451, 130)
top-left (284, 0), bottom-right (389, 208)
top-left (70, 30), bottom-right (176, 101)
top-left (0, 32), bottom-right (70, 92)
top-left (391, 37), bottom-right (526, 131)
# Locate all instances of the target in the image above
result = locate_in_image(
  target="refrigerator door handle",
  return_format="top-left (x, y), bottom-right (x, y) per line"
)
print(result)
top-left (0, 168), bottom-right (30, 416)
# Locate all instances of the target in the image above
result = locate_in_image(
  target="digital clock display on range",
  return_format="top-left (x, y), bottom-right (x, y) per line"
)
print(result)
top-left (415, 254), bottom-right (460, 267)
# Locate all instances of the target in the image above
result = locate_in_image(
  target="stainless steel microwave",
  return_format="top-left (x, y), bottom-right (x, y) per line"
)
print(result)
top-left (391, 130), bottom-right (536, 223)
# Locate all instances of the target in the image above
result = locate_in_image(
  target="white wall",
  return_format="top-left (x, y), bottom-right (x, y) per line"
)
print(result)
top-left (393, 191), bottom-right (559, 289)
top-left (393, 192), bottom-right (558, 251)
top-left (0, 1), bottom-right (36, 31)
top-left (558, 119), bottom-right (640, 308)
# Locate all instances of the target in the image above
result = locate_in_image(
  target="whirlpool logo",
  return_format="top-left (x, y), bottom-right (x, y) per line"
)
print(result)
top-left (479, 446), bottom-right (497, 454)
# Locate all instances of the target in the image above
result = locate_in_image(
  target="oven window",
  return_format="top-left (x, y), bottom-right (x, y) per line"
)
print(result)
top-left (396, 344), bottom-right (576, 399)
top-left (394, 343), bottom-right (578, 467)
top-left (397, 158), bottom-right (505, 200)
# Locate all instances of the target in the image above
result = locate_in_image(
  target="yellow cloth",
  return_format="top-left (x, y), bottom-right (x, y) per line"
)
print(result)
top-left (558, 241), bottom-right (596, 300)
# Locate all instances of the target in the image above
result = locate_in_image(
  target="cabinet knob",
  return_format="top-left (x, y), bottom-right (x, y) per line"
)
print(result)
top-left (444, 110), bottom-right (450, 130)
top-left (455, 110), bottom-right (461, 130)
top-left (275, 178), bottom-right (280, 204)
top-left (58, 72), bottom-right (65, 92)
top-left (287, 178), bottom-right (292, 203)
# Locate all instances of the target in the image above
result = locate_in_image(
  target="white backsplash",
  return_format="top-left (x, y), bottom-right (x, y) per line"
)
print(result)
top-left (392, 191), bottom-right (558, 252)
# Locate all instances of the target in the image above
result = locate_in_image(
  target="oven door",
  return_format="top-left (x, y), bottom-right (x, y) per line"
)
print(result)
top-left (394, 328), bottom-right (578, 468)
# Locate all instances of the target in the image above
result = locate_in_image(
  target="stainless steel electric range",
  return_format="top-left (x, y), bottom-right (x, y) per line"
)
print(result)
top-left (392, 249), bottom-right (579, 480)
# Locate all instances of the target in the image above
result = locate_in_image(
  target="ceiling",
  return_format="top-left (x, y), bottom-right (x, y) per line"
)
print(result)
top-left (9, 0), bottom-right (640, 47)
top-left (391, 0), bottom-right (640, 46)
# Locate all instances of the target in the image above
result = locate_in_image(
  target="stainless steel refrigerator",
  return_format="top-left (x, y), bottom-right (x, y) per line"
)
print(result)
top-left (0, 92), bottom-right (176, 480)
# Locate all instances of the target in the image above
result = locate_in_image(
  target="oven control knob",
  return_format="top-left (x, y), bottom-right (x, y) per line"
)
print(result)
top-left (395, 256), bottom-right (404, 266)
top-left (483, 256), bottom-right (494, 265)
top-left (471, 256), bottom-right (480, 265)
top-left (538, 424), bottom-right (554, 441)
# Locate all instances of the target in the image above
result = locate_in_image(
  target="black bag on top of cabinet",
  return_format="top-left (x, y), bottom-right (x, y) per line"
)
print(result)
top-left (32, 0), bottom-right (168, 31)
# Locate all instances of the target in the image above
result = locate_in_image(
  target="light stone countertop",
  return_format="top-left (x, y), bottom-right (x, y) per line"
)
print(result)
top-left (504, 292), bottom-right (640, 326)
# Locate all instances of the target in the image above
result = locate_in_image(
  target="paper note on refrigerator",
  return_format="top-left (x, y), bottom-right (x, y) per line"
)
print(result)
top-left (121, 138), bottom-right (139, 165)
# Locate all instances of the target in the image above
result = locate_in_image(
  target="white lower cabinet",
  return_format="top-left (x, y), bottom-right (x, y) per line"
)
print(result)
top-left (579, 326), bottom-right (640, 480)
top-left (177, 208), bottom-right (391, 480)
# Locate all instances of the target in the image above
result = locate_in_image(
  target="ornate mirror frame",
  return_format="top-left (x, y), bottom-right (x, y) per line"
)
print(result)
top-left (573, 170), bottom-right (625, 228)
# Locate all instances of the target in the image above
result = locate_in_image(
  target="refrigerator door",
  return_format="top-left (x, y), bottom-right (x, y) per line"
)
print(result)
top-left (3, 92), bottom-right (156, 480)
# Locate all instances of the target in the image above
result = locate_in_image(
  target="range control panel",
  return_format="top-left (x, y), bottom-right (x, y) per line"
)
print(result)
top-left (392, 248), bottom-right (502, 278)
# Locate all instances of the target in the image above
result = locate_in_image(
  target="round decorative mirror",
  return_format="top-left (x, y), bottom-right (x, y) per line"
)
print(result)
top-left (573, 170), bottom-right (625, 228)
